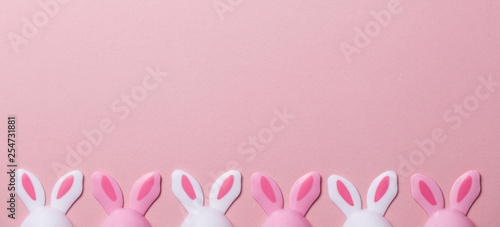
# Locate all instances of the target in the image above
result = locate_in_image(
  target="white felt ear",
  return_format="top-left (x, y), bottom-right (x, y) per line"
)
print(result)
top-left (50, 170), bottom-right (83, 213)
top-left (328, 175), bottom-right (361, 218)
top-left (366, 171), bottom-right (398, 216)
top-left (16, 169), bottom-right (45, 212)
top-left (209, 170), bottom-right (241, 214)
top-left (172, 170), bottom-right (204, 214)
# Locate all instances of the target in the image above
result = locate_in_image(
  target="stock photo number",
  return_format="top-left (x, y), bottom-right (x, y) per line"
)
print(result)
top-left (7, 116), bottom-right (17, 219)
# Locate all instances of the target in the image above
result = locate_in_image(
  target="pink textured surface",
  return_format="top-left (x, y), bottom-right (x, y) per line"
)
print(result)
top-left (1, 1), bottom-right (500, 226)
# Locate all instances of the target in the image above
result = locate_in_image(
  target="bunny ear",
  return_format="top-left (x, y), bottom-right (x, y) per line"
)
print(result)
top-left (289, 172), bottom-right (321, 216)
top-left (411, 174), bottom-right (444, 216)
top-left (328, 175), bottom-right (361, 218)
top-left (366, 171), bottom-right (398, 216)
top-left (172, 170), bottom-right (204, 214)
top-left (129, 172), bottom-right (161, 215)
top-left (92, 172), bottom-right (124, 215)
top-left (251, 173), bottom-right (284, 216)
top-left (209, 170), bottom-right (241, 214)
top-left (450, 170), bottom-right (481, 215)
top-left (50, 170), bottom-right (83, 213)
top-left (16, 169), bottom-right (45, 212)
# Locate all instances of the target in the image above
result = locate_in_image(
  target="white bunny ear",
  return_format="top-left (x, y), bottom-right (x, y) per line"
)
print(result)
top-left (129, 172), bottom-right (161, 215)
top-left (50, 170), bottom-right (83, 213)
top-left (172, 170), bottom-right (204, 214)
top-left (209, 170), bottom-right (241, 214)
top-left (450, 170), bottom-right (481, 215)
top-left (16, 169), bottom-right (45, 212)
top-left (328, 175), bottom-right (361, 218)
top-left (366, 171), bottom-right (398, 216)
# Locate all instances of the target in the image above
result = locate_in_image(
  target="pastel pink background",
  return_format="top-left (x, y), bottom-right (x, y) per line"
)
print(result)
top-left (1, 0), bottom-right (499, 226)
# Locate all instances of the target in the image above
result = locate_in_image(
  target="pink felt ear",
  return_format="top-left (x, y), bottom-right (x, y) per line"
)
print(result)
top-left (411, 174), bottom-right (444, 216)
top-left (450, 170), bottom-right (481, 215)
top-left (129, 172), bottom-right (161, 215)
top-left (251, 173), bottom-right (284, 216)
top-left (92, 172), bottom-right (124, 215)
top-left (289, 172), bottom-right (321, 216)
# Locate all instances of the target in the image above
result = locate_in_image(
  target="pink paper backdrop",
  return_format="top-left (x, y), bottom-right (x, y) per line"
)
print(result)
top-left (1, 0), bottom-right (499, 226)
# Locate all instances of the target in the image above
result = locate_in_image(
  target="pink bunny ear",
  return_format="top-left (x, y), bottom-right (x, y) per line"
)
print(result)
top-left (129, 172), bottom-right (161, 215)
top-left (16, 169), bottom-right (46, 213)
top-left (411, 174), bottom-right (444, 216)
top-left (450, 170), bottom-right (481, 215)
top-left (172, 170), bottom-right (204, 214)
top-left (51, 170), bottom-right (83, 213)
top-left (367, 171), bottom-right (398, 216)
top-left (92, 172), bottom-right (124, 215)
top-left (209, 170), bottom-right (241, 214)
top-left (251, 173), bottom-right (284, 216)
top-left (328, 175), bottom-right (361, 218)
top-left (289, 172), bottom-right (321, 216)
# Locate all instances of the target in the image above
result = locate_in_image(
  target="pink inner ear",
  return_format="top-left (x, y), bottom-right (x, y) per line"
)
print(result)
top-left (457, 176), bottom-right (472, 203)
top-left (297, 175), bottom-right (314, 201)
top-left (419, 180), bottom-right (437, 205)
top-left (57, 175), bottom-right (74, 199)
top-left (217, 175), bottom-right (234, 200)
top-left (261, 176), bottom-right (276, 203)
top-left (137, 175), bottom-right (154, 201)
top-left (182, 175), bottom-right (196, 200)
top-left (374, 176), bottom-right (389, 203)
top-left (337, 180), bottom-right (354, 206)
top-left (22, 173), bottom-right (36, 200)
top-left (102, 175), bottom-right (117, 201)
